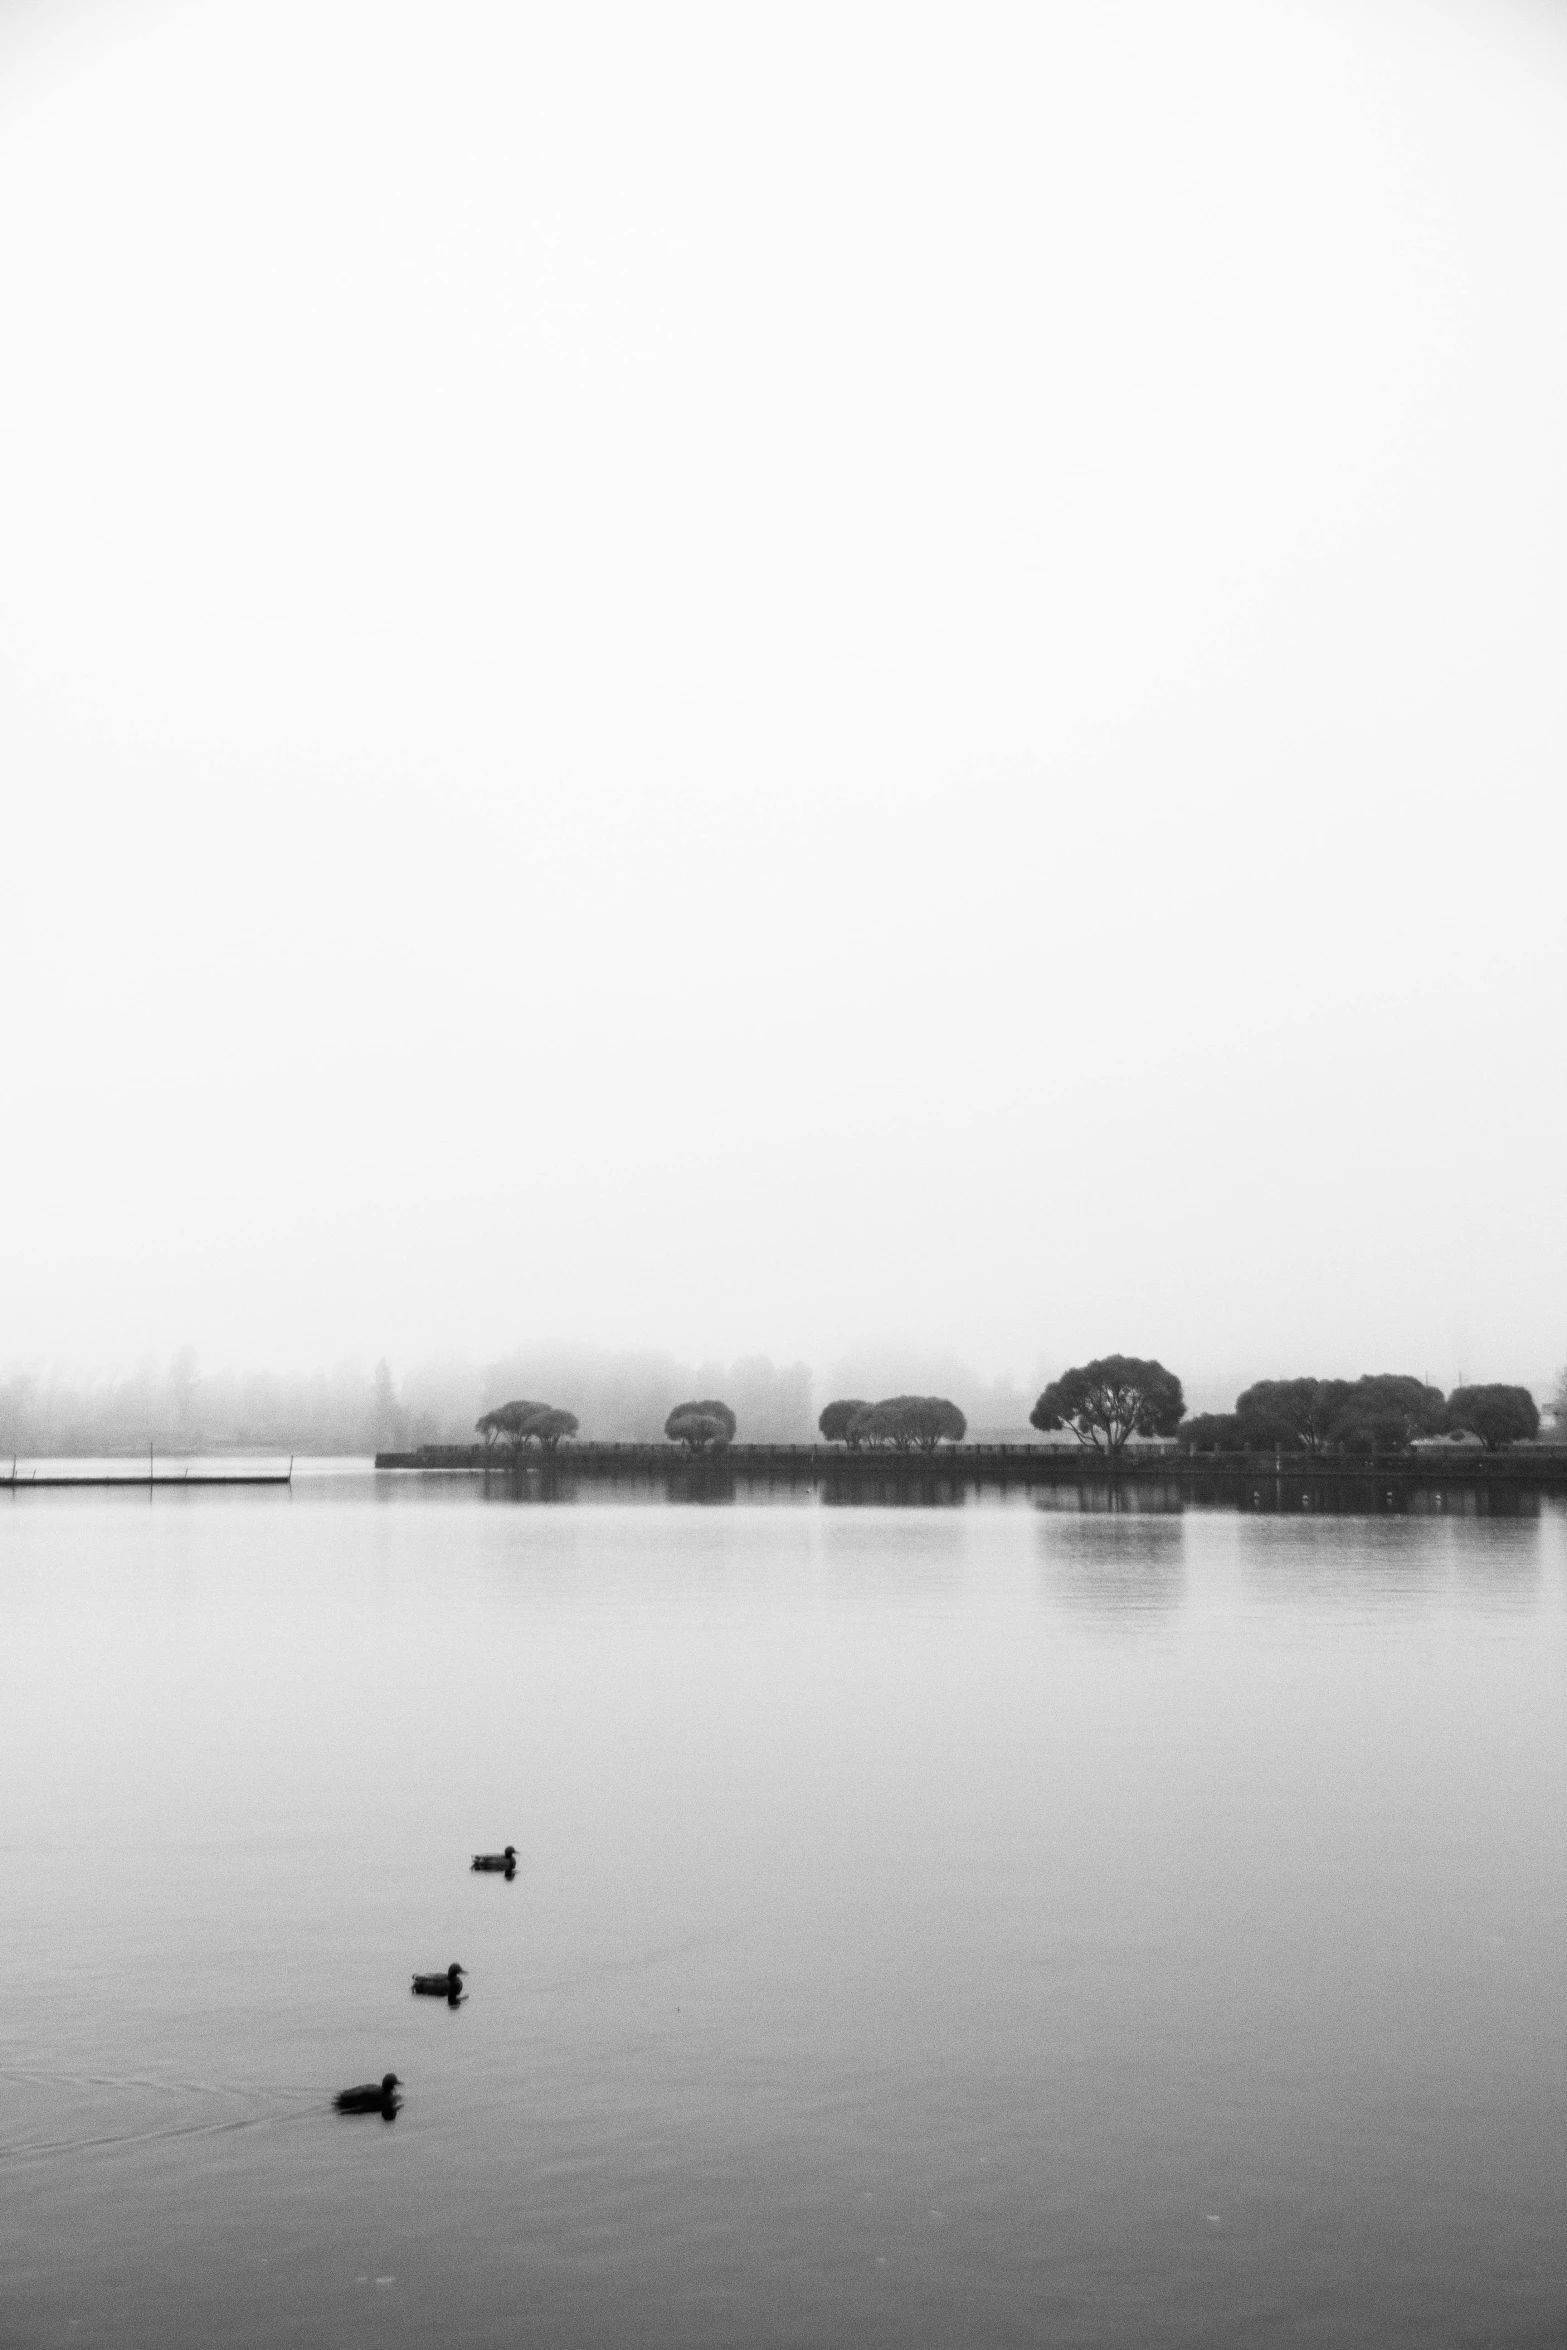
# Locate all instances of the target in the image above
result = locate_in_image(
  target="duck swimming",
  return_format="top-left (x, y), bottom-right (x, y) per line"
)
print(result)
top-left (334, 2073), bottom-right (401, 2115)
top-left (412, 1963), bottom-right (465, 1997)
top-left (471, 1845), bottom-right (517, 1873)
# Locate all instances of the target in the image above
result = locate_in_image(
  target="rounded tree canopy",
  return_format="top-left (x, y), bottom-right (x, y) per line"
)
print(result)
top-left (1180, 1412), bottom-right (1241, 1454)
top-left (1030, 1357), bottom-right (1185, 1455)
top-left (1234, 1378), bottom-right (1351, 1455)
top-left (476, 1399), bottom-right (548, 1445)
top-left (1325, 1374), bottom-right (1447, 1455)
top-left (849, 1396), bottom-right (967, 1452)
top-left (818, 1399), bottom-right (870, 1444)
top-left (521, 1406), bottom-right (579, 1449)
top-left (1443, 1383), bottom-right (1539, 1450)
top-left (665, 1399), bottom-right (737, 1451)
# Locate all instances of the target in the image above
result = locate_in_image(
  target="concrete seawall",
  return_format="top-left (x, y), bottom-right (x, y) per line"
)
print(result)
top-left (374, 1442), bottom-right (1567, 1492)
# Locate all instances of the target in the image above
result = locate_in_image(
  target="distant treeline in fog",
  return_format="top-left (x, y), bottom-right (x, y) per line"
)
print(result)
top-left (2, 1349), bottom-right (815, 1456)
top-left (0, 1346), bottom-right (1559, 1458)
top-left (0, 1346), bottom-right (1030, 1457)
top-left (0, 1351), bottom-right (418, 1458)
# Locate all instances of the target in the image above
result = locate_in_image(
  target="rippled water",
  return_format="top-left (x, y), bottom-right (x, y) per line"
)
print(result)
top-left (2, 1471), bottom-right (1563, 2347)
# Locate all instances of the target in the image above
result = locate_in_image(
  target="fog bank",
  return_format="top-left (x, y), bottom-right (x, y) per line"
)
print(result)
top-left (3, 1346), bottom-right (1559, 1458)
top-left (0, 1347), bottom-right (1058, 1455)
top-left (2, 0), bottom-right (1563, 1389)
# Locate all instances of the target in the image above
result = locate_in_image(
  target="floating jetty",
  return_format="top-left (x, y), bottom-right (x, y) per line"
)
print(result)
top-left (5, 1458), bottom-right (294, 1489)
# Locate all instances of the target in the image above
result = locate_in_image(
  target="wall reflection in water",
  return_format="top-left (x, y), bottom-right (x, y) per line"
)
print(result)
top-left (1185, 1474), bottom-right (1541, 1518)
top-left (461, 1466), bottom-right (1550, 1520)
top-left (1229, 1509), bottom-right (1547, 1616)
top-left (474, 1468), bottom-right (748, 1506)
top-left (1032, 1482), bottom-right (1183, 1515)
top-left (1451, 1523), bottom-right (1544, 1607)
top-left (819, 1472), bottom-right (967, 1508)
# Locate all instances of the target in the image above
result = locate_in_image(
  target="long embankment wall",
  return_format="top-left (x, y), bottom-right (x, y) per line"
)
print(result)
top-left (375, 1442), bottom-right (1567, 1491)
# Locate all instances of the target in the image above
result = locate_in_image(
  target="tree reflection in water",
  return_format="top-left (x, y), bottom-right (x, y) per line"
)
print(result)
top-left (1035, 1502), bottom-right (1186, 1629)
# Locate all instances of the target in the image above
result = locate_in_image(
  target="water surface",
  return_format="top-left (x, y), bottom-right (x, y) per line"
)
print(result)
top-left (2, 1473), bottom-right (1563, 2346)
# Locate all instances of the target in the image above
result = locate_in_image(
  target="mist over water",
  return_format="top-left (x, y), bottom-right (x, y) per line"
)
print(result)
top-left (0, 1347), bottom-right (1057, 1457)
top-left (2, 0), bottom-right (1565, 1391)
top-left (3, 1475), bottom-right (1563, 2347)
top-left (3, 6), bottom-right (1562, 2344)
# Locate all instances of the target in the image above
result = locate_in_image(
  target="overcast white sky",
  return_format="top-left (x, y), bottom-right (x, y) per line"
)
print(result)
top-left (1, 0), bottom-right (1563, 1397)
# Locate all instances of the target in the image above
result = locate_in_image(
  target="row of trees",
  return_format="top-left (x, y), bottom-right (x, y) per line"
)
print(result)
top-left (477, 1397), bottom-right (744, 1453)
top-left (1182, 1375), bottom-right (1540, 1456)
top-left (817, 1396), bottom-right (968, 1452)
top-left (476, 1400), bottom-right (580, 1451)
top-left (479, 1360), bottom-right (1545, 1461)
top-left (476, 1393), bottom-right (976, 1455)
top-left (824, 1357), bottom-right (1186, 1457)
top-left (816, 1363), bottom-right (1191, 1457)
top-left (1019, 1358), bottom-right (1540, 1458)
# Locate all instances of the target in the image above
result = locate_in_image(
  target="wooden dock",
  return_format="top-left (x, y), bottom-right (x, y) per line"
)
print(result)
top-left (5, 1461), bottom-right (294, 1489)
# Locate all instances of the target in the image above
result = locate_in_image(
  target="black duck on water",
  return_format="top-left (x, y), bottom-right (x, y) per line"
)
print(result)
top-left (334, 2073), bottom-right (401, 2115)
top-left (412, 1963), bottom-right (466, 1996)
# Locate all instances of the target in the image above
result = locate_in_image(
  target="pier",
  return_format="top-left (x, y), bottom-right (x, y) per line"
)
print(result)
top-left (5, 1458), bottom-right (294, 1489)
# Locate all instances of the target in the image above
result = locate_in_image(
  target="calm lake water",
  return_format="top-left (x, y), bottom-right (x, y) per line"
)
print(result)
top-left (2, 1470), bottom-right (1563, 2348)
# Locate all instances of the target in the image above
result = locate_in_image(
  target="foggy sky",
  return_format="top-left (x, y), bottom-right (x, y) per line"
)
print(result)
top-left (2, 0), bottom-right (1564, 1398)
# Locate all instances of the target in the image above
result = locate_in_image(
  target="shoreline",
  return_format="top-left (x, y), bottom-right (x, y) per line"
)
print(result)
top-left (373, 1442), bottom-right (1567, 1491)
